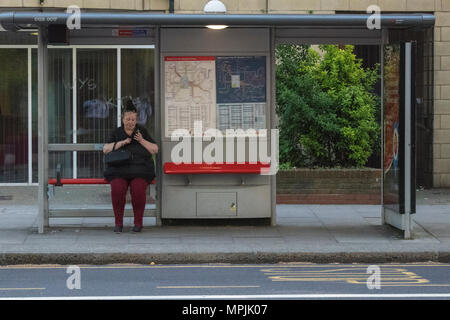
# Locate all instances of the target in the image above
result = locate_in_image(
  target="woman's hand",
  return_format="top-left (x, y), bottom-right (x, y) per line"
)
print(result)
top-left (135, 133), bottom-right (158, 155)
top-left (133, 131), bottom-right (144, 143)
top-left (120, 138), bottom-right (132, 148)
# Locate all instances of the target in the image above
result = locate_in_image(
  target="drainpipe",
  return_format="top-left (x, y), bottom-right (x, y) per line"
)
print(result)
top-left (169, 0), bottom-right (174, 13)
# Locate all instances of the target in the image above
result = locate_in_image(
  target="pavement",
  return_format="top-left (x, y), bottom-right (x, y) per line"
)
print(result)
top-left (0, 187), bottom-right (449, 265)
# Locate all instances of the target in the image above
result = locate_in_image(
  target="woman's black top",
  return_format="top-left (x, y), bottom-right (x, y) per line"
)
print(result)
top-left (104, 124), bottom-right (156, 182)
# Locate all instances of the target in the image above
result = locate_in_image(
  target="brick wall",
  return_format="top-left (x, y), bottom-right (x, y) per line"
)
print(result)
top-left (435, 2), bottom-right (450, 187)
top-left (276, 169), bottom-right (382, 204)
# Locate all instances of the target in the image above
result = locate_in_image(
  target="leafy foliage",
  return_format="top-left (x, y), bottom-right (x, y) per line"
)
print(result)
top-left (276, 44), bottom-right (380, 168)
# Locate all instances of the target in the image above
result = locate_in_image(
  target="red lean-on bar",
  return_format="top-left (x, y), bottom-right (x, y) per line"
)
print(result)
top-left (163, 162), bottom-right (270, 174)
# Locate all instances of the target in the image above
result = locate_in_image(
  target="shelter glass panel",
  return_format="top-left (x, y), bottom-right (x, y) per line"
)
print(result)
top-left (32, 49), bottom-right (73, 182)
top-left (76, 49), bottom-right (117, 178)
top-left (0, 49), bottom-right (28, 183)
top-left (121, 49), bottom-right (155, 135)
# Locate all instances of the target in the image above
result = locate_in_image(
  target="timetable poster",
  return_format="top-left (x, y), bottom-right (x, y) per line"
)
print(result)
top-left (215, 56), bottom-right (267, 131)
top-left (164, 56), bottom-right (216, 137)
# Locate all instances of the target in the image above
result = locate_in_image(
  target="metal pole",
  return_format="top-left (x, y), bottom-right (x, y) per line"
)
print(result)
top-left (117, 47), bottom-right (121, 128)
top-left (72, 48), bottom-right (77, 179)
top-left (37, 25), bottom-right (49, 234)
top-left (154, 25), bottom-right (162, 226)
top-left (27, 48), bottom-right (32, 185)
top-left (404, 42), bottom-right (412, 239)
top-left (380, 30), bottom-right (387, 226)
top-left (270, 26), bottom-right (277, 226)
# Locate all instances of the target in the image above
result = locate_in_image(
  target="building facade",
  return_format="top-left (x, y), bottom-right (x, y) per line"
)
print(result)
top-left (0, 0), bottom-right (446, 187)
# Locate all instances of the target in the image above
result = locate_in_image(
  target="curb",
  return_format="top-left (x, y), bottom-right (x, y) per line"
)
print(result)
top-left (1, 252), bottom-right (450, 265)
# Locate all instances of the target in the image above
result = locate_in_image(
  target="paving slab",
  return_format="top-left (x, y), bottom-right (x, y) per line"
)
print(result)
top-left (0, 190), bottom-right (449, 264)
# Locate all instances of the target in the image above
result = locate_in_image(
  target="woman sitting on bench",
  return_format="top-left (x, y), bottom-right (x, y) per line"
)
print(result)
top-left (103, 99), bottom-right (158, 233)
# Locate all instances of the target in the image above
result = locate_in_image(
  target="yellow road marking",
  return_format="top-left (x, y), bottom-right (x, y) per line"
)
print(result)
top-left (261, 266), bottom-right (450, 287)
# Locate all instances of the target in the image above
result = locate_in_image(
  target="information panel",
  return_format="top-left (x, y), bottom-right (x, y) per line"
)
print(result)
top-left (215, 56), bottom-right (266, 132)
top-left (216, 56), bottom-right (266, 104)
top-left (164, 56), bottom-right (216, 136)
top-left (164, 56), bottom-right (267, 137)
top-left (217, 103), bottom-right (266, 131)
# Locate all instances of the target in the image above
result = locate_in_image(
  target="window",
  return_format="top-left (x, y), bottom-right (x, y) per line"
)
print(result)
top-left (0, 49), bottom-right (28, 183)
top-left (0, 46), bottom-right (154, 184)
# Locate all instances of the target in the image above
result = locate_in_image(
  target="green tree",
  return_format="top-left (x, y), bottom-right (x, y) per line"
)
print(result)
top-left (276, 45), bottom-right (333, 167)
top-left (276, 44), bottom-right (380, 168)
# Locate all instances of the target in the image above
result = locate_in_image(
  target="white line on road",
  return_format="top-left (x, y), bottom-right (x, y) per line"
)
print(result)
top-left (1, 293), bottom-right (450, 300)
top-left (0, 288), bottom-right (45, 291)
top-left (157, 286), bottom-right (260, 289)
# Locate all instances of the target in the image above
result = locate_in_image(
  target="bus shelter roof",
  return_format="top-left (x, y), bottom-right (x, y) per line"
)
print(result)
top-left (0, 11), bottom-right (435, 31)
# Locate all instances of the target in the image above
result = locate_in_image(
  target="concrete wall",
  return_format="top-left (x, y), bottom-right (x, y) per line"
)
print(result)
top-left (1, 0), bottom-right (447, 187)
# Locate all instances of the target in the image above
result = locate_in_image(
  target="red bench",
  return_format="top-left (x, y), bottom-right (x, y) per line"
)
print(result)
top-left (48, 178), bottom-right (156, 186)
top-left (47, 177), bottom-right (157, 218)
top-left (163, 162), bottom-right (270, 174)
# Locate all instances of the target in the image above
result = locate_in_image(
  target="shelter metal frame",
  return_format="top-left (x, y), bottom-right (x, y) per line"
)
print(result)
top-left (0, 11), bottom-right (435, 235)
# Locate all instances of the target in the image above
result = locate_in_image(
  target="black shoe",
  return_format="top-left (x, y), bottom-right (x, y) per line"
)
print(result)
top-left (114, 226), bottom-right (123, 233)
top-left (132, 225), bottom-right (142, 233)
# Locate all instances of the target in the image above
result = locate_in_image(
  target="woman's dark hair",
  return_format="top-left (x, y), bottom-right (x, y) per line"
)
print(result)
top-left (123, 99), bottom-right (137, 114)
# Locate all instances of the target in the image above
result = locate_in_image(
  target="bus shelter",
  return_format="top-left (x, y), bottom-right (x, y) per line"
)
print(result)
top-left (0, 12), bottom-right (434, 238)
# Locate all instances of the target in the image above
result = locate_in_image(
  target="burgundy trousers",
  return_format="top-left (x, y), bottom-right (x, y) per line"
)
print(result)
top-left (110, 178), bottom-right (148, 227)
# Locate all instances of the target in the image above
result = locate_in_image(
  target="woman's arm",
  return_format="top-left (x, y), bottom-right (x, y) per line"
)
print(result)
top-left (134, 131), bottom-right (158, 155)
top-left (103, 138), bottom-right (131, 154)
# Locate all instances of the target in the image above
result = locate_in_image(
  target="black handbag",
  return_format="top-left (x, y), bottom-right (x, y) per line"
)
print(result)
top-left (104, 142), bottom-right (131, 166)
